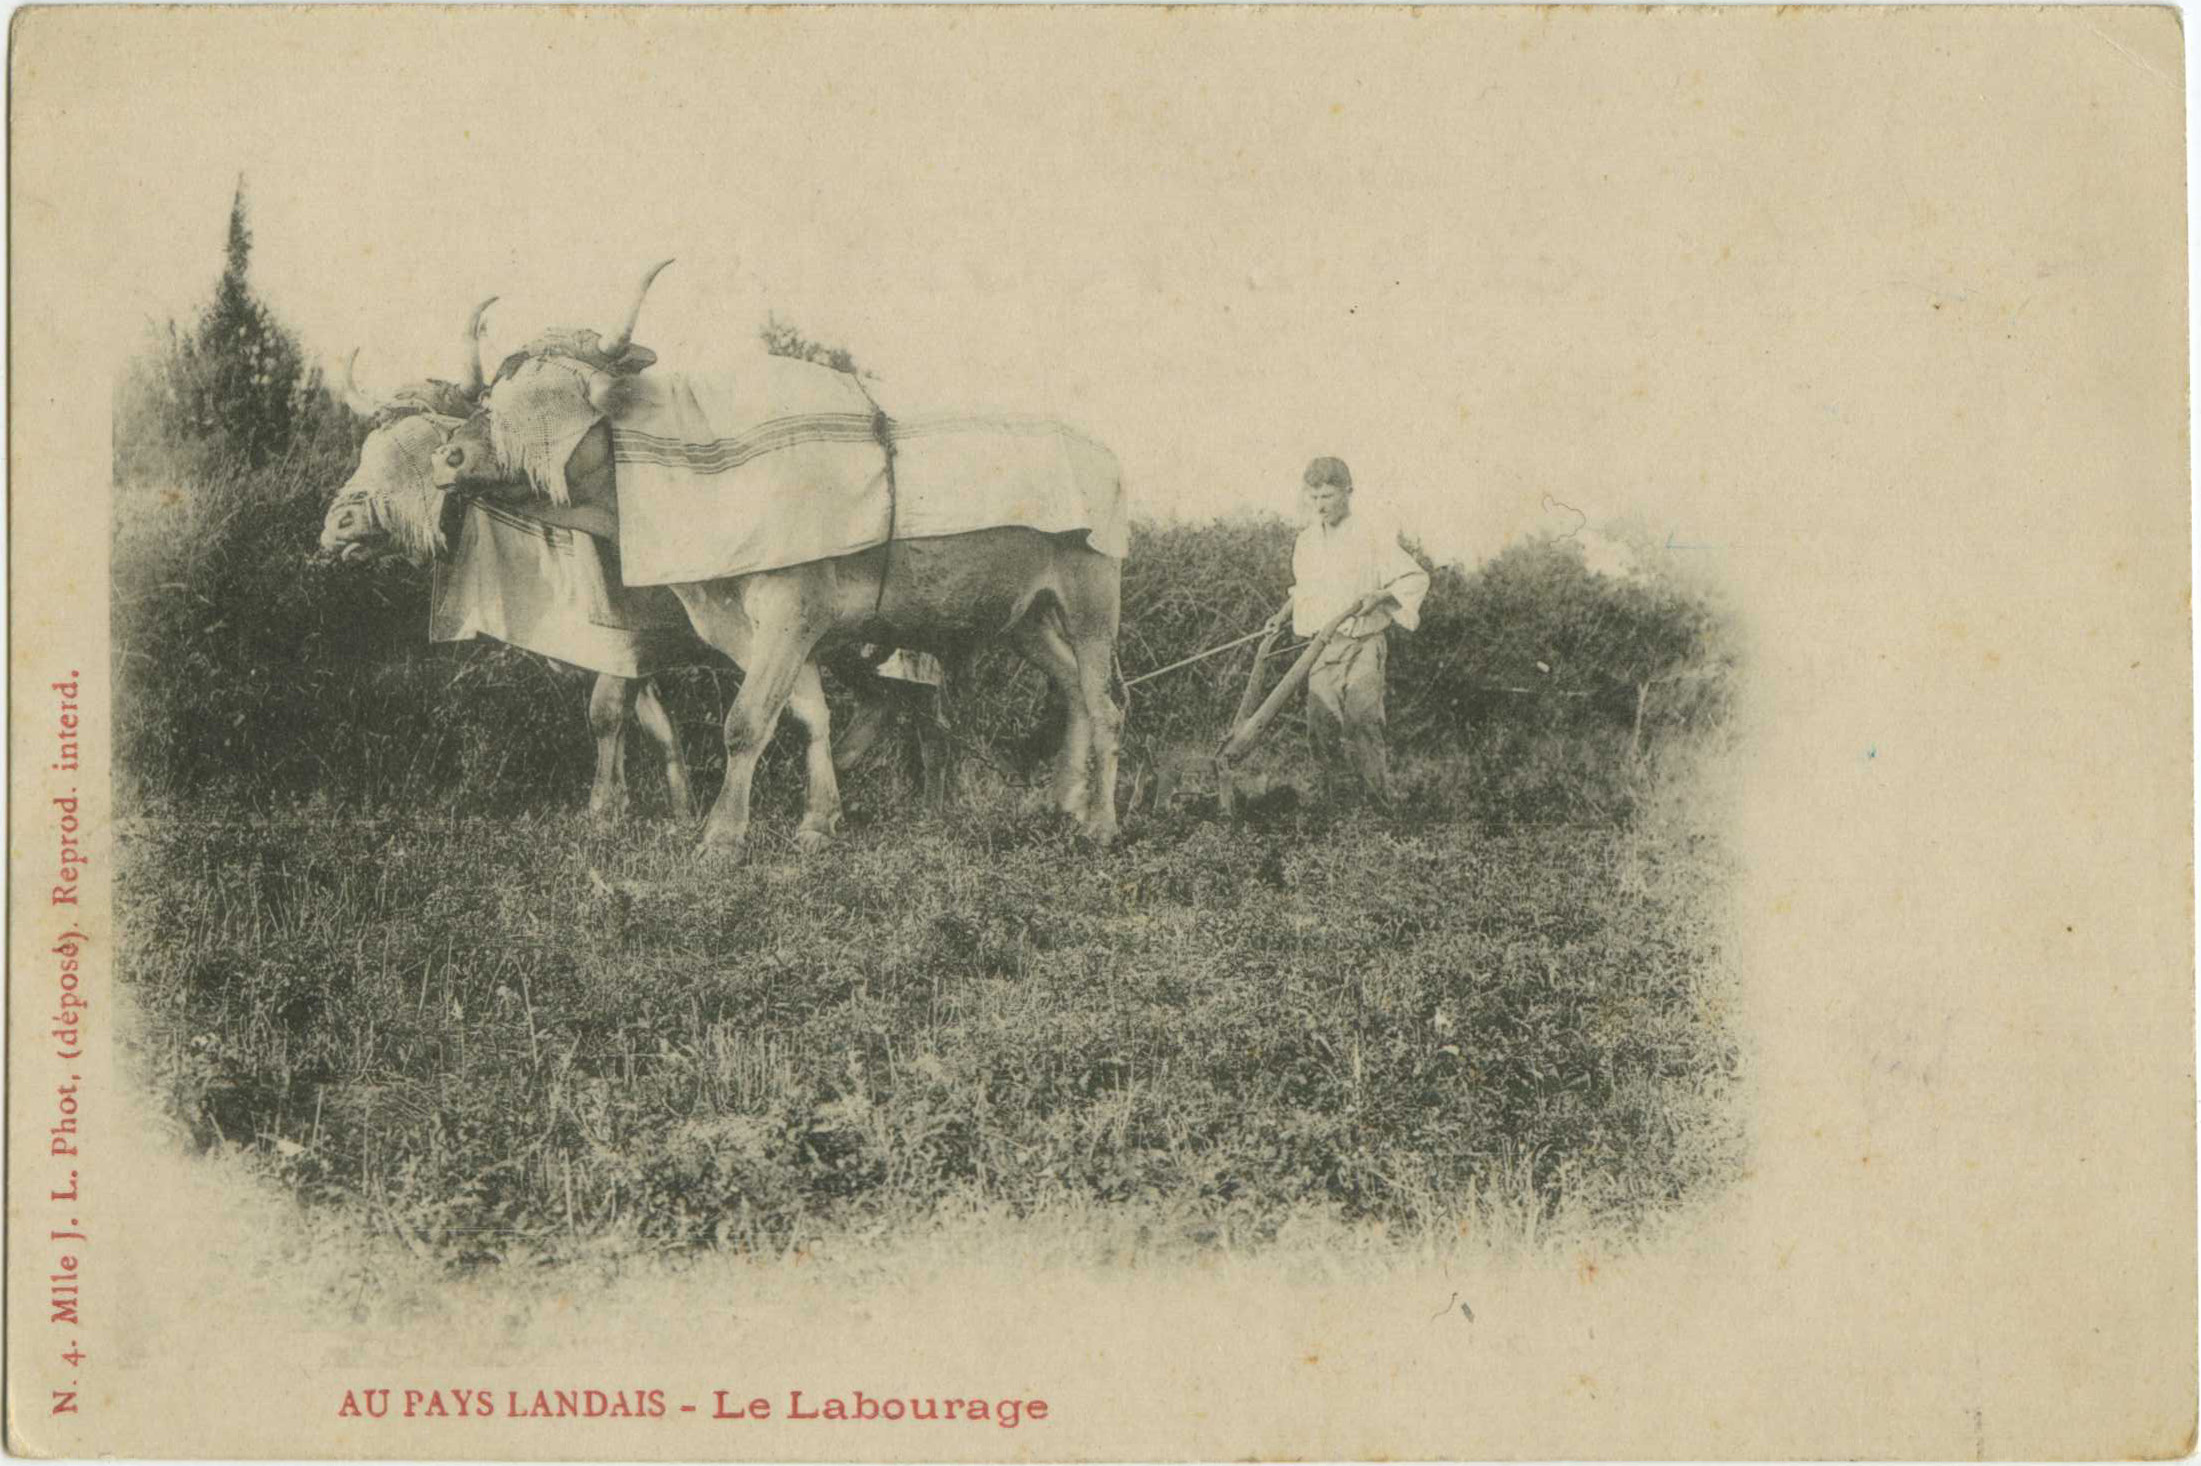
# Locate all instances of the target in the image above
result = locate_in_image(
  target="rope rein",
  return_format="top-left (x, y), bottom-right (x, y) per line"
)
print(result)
top-left (845, 371), bottom-right (897, 617)
top-left (1119, 626), bottom-right (1277, 687)
top-left (1122, 612), bottom-right (1606, 700)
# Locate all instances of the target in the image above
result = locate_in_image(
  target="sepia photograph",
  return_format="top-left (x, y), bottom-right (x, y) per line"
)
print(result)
top-left (8, 5), bottom-right (2192, 1459)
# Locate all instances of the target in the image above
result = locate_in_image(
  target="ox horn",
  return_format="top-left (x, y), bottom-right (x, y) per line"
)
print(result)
top-left (602, 258), bottom-right (674, 359)
top-left (338, 348), bottom-right (377, 416)
top-left (462, 295), bottom-right (499, 397)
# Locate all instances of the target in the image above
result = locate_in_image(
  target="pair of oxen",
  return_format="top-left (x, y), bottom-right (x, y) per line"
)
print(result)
top-left (318, 265), bottom-right (1124, 855)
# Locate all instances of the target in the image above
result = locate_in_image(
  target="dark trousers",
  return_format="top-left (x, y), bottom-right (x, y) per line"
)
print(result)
top-left (1307, 632), bottom-right (1391, 803)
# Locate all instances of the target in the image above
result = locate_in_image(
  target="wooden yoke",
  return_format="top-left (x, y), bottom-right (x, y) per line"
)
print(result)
top-left (1216, 604), bottom-right (1356, 814)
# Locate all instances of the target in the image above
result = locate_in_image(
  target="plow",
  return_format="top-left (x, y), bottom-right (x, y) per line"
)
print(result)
top-left (1121, 600), bottom-right (1358, 817)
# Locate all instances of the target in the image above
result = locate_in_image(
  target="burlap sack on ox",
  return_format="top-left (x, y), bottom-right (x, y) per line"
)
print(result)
top-left (482, 329), bottom-right (660, 507)
top-left (605, 355), bottom-right (1128, 587)
top-left (874, 408), bottom-right (1129, 559)
top-left (429, 500), bottom-right (695, 679)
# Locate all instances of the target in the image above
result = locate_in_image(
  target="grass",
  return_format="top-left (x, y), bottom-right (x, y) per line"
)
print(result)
top-left (118, 751), bottom-right (1744, 1277)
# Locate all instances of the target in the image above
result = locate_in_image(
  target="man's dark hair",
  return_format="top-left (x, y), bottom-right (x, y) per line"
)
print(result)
top-left (1303, 456), bottom-right (1353, 491)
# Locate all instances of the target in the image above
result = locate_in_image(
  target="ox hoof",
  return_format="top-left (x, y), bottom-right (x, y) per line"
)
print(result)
top-left (696, 828), bottom-right (747, 860)
top-left (793, 826), bottom-right (835, 855)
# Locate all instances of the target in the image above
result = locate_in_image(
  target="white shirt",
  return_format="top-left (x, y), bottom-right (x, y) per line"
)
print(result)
top-left (1291, 508), bottom-right (1432, 638)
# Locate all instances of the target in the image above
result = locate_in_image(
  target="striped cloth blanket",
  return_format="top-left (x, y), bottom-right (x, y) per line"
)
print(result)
top-left (430, 500), bottom-right (697, 679)
top-left (607, 357), bottom-right (1128, 588)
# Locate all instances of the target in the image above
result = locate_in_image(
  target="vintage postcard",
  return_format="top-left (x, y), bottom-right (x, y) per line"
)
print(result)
top-left (7, 5), bottom-right (2192, 1458)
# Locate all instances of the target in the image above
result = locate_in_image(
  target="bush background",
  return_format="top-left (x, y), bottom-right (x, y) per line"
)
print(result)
top-left (114, 198), bottom-right (1738, 823)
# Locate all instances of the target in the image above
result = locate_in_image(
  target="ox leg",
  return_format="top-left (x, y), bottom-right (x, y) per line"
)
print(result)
top-left (587, 675), bottom-right (641, 822)
top-left (782, 661), bottom-right (845, 851)
top-left (1012, 612), bottom-right (1094, 824)
top-left (702, 658), bottom-right (803, 854)
top-left (915, 682), bottom-right (958, 808)
top-left (833, 694), bottom-right (890, 773)
top-left (634, 679), bottom-right (694, 821)
top-left (669, 583), bottom-right (781, 856)
top-left (1064, 563), bottom-right (1125, 843)
top-left (685, 578), bottom-right (820, 855)
top-left (910, 650), bottom-right (972, 810)
top-left (823, 654), bottom-right (900, 775)
top-left (1071, 639), bottom-right (1124, 843)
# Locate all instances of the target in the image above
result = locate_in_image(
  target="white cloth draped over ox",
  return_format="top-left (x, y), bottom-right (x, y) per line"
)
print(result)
top-left (429, 501), bottom-right (695, 678)
top-left (595, 357), bottom-right (1129, 588)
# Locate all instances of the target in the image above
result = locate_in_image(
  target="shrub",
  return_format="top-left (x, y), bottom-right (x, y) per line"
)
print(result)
top-left (116, 472), bottom-right (1739, 819)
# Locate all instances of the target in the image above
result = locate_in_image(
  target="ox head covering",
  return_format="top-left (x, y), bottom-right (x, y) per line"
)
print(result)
top-left (491, 328), bottom-right (658, 385)
top-left (435, 260), bottom-right (675, 505)
top-left (320, 408), bottom-right (467, 564)
top-left (370, 378), bottom-right (479, 432)
top-left (431, 331), bottom-right (659, 506)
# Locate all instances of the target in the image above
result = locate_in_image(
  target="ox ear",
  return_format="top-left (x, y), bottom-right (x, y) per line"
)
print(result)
top-left (587, 372), bottom-right (620, 415)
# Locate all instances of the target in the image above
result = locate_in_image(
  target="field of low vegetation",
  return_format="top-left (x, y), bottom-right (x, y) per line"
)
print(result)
top-left (112, 188), bottom-right (1748, 1278)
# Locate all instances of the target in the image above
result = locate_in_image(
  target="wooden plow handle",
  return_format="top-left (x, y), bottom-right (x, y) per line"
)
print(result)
top-left (1215, 605), bottom-right (1357, 813)
top-left (1226, 616), bottom-right (1290, 734)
